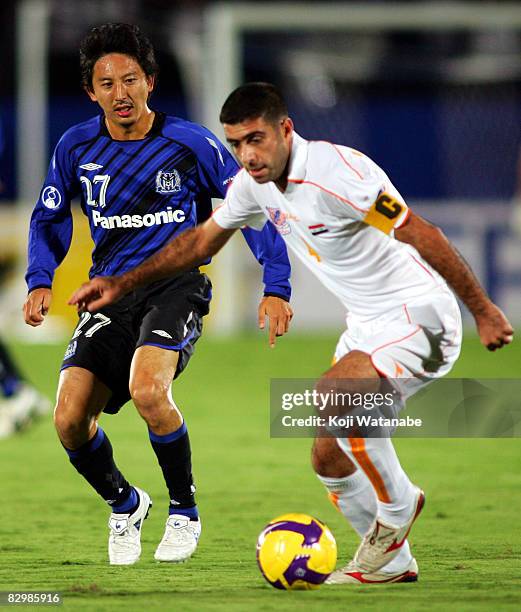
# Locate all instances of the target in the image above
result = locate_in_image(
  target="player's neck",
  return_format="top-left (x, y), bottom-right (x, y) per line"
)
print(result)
top-left (274, 158), bottom-right (291, 193)
top-left (104, 109), bottom-right (155, 141)
top-left (274, 173), bottom-right (289, 193)
top-left (274, 138), bottom-right (293, 193)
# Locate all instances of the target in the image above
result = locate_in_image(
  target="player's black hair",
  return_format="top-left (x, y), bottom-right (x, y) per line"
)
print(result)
top-left (219, 82), bottom-right (288, 125)
top-left (79, 23), bottom-right (159, 90)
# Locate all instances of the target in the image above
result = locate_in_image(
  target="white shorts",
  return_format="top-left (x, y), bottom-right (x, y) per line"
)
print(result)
top-left (334, 289), bottom-right (462, 410)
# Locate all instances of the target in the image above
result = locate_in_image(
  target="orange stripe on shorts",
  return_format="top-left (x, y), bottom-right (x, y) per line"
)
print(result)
top-left (348, 438), bottom-right (391, 503)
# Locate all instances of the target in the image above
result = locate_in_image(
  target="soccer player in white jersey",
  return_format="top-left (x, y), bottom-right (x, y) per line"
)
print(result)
top-left (70, 82), bottom-right (514, 584)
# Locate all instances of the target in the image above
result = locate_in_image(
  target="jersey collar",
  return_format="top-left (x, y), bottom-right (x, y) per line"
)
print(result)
top-left (99, 111), bottom-right (166, 140)
top-left (285, 131), bottom-right (309, 189)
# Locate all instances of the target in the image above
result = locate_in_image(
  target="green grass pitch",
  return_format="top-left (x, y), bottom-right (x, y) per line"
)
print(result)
top-left (0, 333), bottom-right (520, 611)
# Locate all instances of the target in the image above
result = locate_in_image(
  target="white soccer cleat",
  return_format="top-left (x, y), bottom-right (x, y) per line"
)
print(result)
top-left (154, 514), bottom-right (201, 562)
top-left (108, 487), bottom-right (152, 566)
top-left (353, 487), bottom-right (425, 573)
top-left (326, 557), bottom-right (419, 584)
top-left (0, 385), bottom-right (51, 439)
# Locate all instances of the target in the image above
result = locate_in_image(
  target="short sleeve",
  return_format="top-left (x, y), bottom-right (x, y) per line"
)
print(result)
top-left (310, 142), bottom-right (409, 235)
top-left (212, 171), bottom-right (266, 230)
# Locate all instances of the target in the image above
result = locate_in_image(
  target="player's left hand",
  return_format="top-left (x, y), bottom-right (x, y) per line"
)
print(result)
top-left (474, 303), bottom-right (514, 351)
top-left (69, 275), bottom-right (127, 312)
top-left (258, 296), bottom-right (294, 348)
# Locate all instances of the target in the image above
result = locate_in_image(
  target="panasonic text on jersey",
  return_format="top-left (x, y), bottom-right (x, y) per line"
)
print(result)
top-left (92, 207), bottom-right (186, 229)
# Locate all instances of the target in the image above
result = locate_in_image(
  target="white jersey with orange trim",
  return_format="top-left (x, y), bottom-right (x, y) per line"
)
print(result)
top-left (213, 132), bottom-right (451, 320)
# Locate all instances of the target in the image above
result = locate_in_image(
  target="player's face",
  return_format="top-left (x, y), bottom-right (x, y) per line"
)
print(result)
top-left (87, 53), bottom-right (154, 134)
top-left (224, 117), bottom-right (293, 189)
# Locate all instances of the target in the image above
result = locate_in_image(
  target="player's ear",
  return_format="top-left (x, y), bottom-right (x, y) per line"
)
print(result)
top-left (85, 86), bottom-right (97, 102)
top-left (282, 117), bottom-right (293, 139)
top-left (146, 75), bottom-right (155, 94)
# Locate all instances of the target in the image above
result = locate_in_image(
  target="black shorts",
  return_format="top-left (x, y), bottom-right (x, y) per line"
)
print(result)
top-left (61, 270), bottom-right (211, 414)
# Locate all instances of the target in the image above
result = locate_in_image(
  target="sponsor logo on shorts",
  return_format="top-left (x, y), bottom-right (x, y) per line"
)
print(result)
top-left (41, 185), bottom-right (62, 209)
top-left (394, 362), bottom-right (405, 377)
top-left (183, 312), bottom-right (193, 337)
top-left (152, 329), bottom-right (173, 339)
top-left (92, 207), bottom-right (186, 229)
top-left (156, 169), bottom-right (182, 193)
top-left (64, 340), bottom-right (77, 360)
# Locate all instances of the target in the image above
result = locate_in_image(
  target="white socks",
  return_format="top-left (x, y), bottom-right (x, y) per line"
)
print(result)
top-left (318, 470), bottom-right (376, 537)
top-left (318, 466), bottom-right (414, 573)
top-left (338, 437), bottom-right (417, 525)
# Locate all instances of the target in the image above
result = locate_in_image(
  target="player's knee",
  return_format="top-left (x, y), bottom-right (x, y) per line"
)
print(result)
top-left (130, 378), bottom-right (169, 423)
top-left (314, 373), bottom-right (355, 419)
top-left (315, 352), bottom-right (380, 418)
top-left (53, 400), bottom-right (91, 447)
top-left (311, 437), bottom-right (357, 477)
top-left (325, 350), bottom-right (379, 381)
top-left (314, 373), bottom-right (337, 400)
top-left (315, 365), bottom-right (366, 397)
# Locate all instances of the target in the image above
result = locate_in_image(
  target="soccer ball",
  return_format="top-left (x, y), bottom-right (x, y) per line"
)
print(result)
top-left (256, 513), bottom-right (337, 590)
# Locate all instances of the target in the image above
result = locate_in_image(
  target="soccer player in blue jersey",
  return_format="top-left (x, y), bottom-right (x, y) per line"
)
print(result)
top-left (22, 24), bottom-right (293, 566)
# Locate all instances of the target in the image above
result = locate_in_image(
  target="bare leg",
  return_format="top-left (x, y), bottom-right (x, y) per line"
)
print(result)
top-left (54, 366), bottom-right (134, 510)
top-left (313, 351), bottom-right (415, 574)
top-left (129, 346), bottom-right (181, 434)
top-left (54, 366), bottom-right (110, 448)
top-left (130, 346), bottom-right (197, 519)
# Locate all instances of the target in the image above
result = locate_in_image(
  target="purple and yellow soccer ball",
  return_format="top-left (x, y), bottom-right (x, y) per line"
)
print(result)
top-left (256, 513), bottom-right (337, 590)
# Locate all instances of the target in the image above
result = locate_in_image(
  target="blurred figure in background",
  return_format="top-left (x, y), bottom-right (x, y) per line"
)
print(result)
top-left (0, 113), bottom-right (51, 440)
top-left (0, 338), bottom-right (51, 439)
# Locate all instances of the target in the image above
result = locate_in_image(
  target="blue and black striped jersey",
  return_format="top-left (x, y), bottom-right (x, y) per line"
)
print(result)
top-left (26, 112), bottom-right (291, 299)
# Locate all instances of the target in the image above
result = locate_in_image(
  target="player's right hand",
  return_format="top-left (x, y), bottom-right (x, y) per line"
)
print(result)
top-left (474, 303), bottom-right (514, 351)
top-left (258, 296), bottom-right (294, 348)
top-left (69, 276), bottom-right (124, 312)
top-left (23, 288), bottom-right (52, 327)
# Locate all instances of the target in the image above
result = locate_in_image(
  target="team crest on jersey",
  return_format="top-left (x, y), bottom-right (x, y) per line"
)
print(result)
top-left (156, 169), bottom-right (182, 194)
top-left (41, 185), bottom-right (62, 209)
top-left (266, 207), bottom-right (291, 235)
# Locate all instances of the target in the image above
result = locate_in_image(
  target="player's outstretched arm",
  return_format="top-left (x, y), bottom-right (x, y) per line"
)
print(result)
top-left (23, 288), bottom-right (52, 327)
top-left (69, 219), bottom-right (236, 312)
top-left (395, 212), bottom-right (514, 351)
